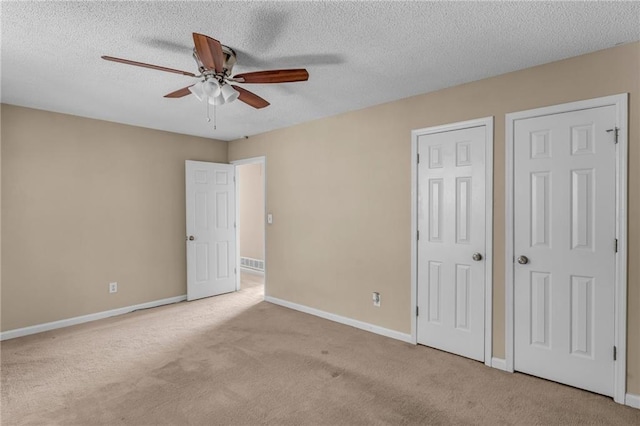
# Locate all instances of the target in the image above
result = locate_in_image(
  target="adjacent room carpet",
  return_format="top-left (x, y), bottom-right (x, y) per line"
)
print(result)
top-left (2, 275), bottom-right (638, 425)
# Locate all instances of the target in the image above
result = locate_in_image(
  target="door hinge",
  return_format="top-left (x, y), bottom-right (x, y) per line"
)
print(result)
top-left (615, 238), bottom-right (618, 253)
top-left (606, 127), bottom-right (619, 144)
top-left (417, 153), bottom-right (420, 164)
top-left (613, 346), bottom-right (617, 361)
top-left (234, 267), bottom-right (237, 275)
top-left (416, 306), bottom-right (419, 317)
top-left (417, 230), bottom-right (420, 240)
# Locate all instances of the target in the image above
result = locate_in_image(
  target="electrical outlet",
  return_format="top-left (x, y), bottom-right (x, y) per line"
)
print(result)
top-left (372, 292), bottom-right (381, 307)
top-left (109, 282), bottom-right (118, 293)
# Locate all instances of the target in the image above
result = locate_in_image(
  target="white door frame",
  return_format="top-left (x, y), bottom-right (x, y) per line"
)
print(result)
top-left (231, 156), bottom-right (267, 298)
top-left (411, 116), bottom-right (494, 366)
top-left (505, 94), bottom-right (628, 404)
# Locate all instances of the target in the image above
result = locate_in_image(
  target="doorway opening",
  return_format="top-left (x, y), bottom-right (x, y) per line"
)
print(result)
top-left (233, 157), bottom-right (266, 296)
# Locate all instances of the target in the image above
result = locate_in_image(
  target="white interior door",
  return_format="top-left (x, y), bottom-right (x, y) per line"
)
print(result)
top-left (417, 125), bottom-right (487, 362)
top-left (186, 160), bottom-right (237, 301)
top-left (513, 105), bottom-right (616, 396)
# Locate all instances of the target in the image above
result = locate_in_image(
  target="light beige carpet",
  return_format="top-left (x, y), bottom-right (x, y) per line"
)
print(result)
top-left (2, 275), bottom-right (639, 425)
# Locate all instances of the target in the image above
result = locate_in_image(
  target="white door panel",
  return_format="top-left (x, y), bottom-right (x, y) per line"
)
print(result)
top-left (513, 106), bottom-right (616, 396)
top-left (417, 126), bottom-right (486, 362)
top-left (186, 161), bottom-right (237, 301)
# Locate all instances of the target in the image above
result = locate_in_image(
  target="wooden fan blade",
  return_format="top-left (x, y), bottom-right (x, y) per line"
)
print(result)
top-left (233, 86), bottom-right (270, 109)
top-left (233, 69), bottom-right (309, 84)
top-left (164, 85), bottom-right (195, 98)
top-left (101, 56), bottom-right (196, 77)
top-left (192, 33), bottom-right (225, 73)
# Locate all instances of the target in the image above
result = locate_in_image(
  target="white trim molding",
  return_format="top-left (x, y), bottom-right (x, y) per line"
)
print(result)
top-left (240, 267), bottom-right (265, 276)
top-left (410, 116), bottom-right (494, 367)
top-left (625, 394), bottom-right (640, 410)
top-left (0, 295), bottom-right (186, 341)
top-left (230, 156), bottom-right (266, 167)
top-left (505, 94), bottom-right (628, 404)
top-left (265, 296), bottom-right (413, 344)
top-left (491, 358), bottom-right (508, 372)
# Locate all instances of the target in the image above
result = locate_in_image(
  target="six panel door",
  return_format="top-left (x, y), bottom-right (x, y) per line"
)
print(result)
top-left (186, 160), bottom-right (237, 301)
top-left (513, 105), bottom-right (617, 396)
top-left (417, 126), bottom-right (486, 362)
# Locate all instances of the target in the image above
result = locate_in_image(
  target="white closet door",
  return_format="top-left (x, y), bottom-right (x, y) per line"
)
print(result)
top-left (417, 126), bottom-right (486, 362)
top-left (513, 105), bottom-right (616, 396)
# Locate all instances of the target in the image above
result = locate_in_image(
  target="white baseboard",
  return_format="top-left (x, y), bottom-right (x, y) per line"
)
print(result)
top-left (240, 267), bottom-right (265, 276)
top-left (491, 357), bottom-right (508, 371)
top-left (0, 295), bottom-right (187, 341)
top-left (265, 296), bottom-right (413, 344)
top-left (626, 393), bottom-right (640, 409)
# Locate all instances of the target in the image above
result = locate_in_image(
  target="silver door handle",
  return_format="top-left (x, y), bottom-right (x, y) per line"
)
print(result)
top-left (472, 253), bottom-right (483, 261)
top-left (187, 235), bottom-right (195, 241)
top-left (517, 255), bottom-right (529, 265)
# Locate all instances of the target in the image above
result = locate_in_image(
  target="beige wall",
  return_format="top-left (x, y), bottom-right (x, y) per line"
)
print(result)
top-left (229, 43), bottom-right (640, 392)
top-left (238, 163), bottom-right (265, 261)
top-left (1, 105), bottom-right (227, 331)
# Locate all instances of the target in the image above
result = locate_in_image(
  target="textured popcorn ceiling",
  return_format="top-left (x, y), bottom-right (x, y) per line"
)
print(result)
top-left (2, 1), bottom-right (639, 141)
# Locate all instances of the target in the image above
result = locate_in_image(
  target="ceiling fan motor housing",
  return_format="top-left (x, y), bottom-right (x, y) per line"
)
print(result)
top-left (193, 45), bottom-right (237, 79)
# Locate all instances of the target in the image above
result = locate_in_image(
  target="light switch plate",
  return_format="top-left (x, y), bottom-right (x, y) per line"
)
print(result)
top-left (372, 292), bottom-right (380, 307)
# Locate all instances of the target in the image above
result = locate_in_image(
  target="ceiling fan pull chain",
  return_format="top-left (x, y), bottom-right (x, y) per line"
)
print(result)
top-left (206, 100), bottom-right (211, 123)
top-left (214, 103), bottom-right (217, 130)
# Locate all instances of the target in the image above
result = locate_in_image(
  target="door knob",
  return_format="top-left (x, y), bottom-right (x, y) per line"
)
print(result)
top-left (187, 235), bottom-right (195, 241)
top-left (517, 255), bottom-right (529, 265)
top-left (472, 252), bottom-right (483, 261)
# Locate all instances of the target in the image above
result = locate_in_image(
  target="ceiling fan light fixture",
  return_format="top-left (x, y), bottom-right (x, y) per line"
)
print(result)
top-left (202, 79), bottom-right (221, 98)
top-left (188, 82), bottom-right (205, 101)
top-left (207, 92), bottom-right (226, 106)
top-left (221, 84), bottom-right (239, 103)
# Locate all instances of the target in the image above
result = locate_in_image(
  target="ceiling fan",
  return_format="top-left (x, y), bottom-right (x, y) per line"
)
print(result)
top-left (102, 33), bottom-right (309, 109)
